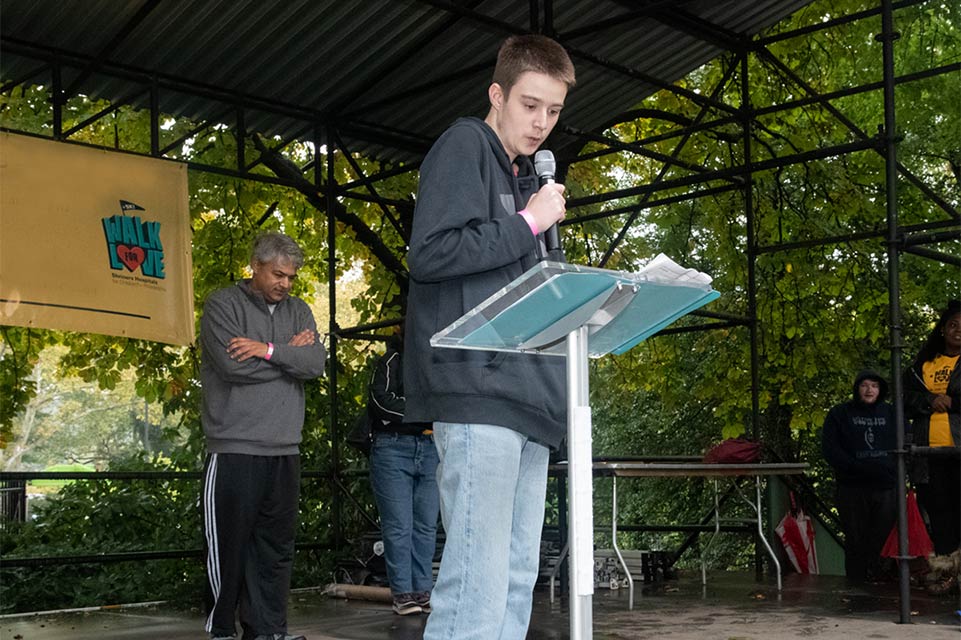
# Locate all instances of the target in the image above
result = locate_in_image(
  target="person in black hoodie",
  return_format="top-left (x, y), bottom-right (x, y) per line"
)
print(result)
top-left (822, 370), bottom-right (898, 583)
top-left (405, 35), bottom-right (575, 640)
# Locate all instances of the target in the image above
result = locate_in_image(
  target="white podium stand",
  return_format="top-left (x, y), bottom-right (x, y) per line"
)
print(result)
top-left (432, 257), bottom-right (719, 640)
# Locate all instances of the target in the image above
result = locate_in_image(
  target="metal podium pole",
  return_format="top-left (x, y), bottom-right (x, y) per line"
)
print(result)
top-left (566, 325), bottom-right (593, 640)
top-left (428, 260), bottom-right (718, 638)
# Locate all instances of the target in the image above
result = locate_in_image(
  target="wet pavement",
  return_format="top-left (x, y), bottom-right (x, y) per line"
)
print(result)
top-left (2, 571), bottom-right (959, 639)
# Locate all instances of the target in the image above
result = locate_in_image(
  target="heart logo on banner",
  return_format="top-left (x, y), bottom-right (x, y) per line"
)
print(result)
top-left (117, 245), bottom-right (145, 272)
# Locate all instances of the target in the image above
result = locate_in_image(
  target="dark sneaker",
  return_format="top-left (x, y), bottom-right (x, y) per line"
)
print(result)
top-left (392, 594), bottom-right (423, 616)
top-left (927, 574), bottom-right (958, 596)
top-left (413, 591), bottom-right (431, 614)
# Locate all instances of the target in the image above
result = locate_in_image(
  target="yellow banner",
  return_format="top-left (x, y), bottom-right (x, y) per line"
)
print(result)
top-left (0, 133), bottom-right (195, 345)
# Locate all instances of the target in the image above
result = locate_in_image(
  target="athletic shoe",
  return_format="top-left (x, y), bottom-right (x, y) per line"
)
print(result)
top-left (251, 634), bottom-right (307, 640)
top-left (927, 574), bottom-right (958, 596)
top-left (413, 591), bottom-right (431, 614)
top-left (392, 594), bottom-right (423, 616)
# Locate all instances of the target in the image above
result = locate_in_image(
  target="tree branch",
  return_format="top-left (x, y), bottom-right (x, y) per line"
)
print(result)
top-left (251, 135), bottom-right (409, 292)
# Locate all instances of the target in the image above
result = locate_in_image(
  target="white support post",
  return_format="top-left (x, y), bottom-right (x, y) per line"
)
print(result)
top-left (566, 326), bottom-right (593, 640)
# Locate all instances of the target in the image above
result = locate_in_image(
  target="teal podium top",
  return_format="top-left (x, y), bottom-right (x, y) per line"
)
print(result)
top-left (431, 256), bottom-right (720, 358)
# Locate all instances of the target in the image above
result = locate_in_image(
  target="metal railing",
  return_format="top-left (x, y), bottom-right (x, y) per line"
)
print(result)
top-left (0, 469), bottom-right (373, 569)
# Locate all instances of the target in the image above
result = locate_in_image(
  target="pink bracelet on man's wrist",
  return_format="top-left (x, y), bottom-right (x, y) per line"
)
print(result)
top-left (517, 209), bottom-right (539, 235)
top-left (265, 342), bottom-right (274, 360)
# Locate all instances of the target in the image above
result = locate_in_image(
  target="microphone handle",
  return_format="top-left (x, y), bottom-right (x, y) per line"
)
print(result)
top-left (545, 223), bottom-right (561, 255)
top-left (537, 175), bottom-right (564, 261)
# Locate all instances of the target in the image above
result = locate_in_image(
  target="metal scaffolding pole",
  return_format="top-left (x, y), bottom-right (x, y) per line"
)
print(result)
top-left (324, 124), bottom-right (343, 547)
top-left (741, 48), bottom-right (766, 581)
top-left (878, 0), bottom-right (913, 624)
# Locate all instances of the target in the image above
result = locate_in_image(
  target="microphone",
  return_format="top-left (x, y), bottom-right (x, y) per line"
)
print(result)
top-left (533, 150), bottom-right (563, 260)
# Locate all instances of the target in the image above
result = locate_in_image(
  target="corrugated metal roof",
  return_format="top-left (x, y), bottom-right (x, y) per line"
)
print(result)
top-left (0, 0), bottom-right (815, 164)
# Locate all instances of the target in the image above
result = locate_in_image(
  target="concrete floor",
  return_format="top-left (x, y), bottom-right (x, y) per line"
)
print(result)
top-left (2, 571), bottom-right (959, 639)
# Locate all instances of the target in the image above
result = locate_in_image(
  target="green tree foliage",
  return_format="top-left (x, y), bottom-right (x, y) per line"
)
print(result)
top-left (571, 0), bottom-right (958, 561)
top-left (0, 454), bottom-right (204, 613)
top-left (1, 346), bottom-right (184, 471)
top-left (574, 0), bottom-right (958, 442)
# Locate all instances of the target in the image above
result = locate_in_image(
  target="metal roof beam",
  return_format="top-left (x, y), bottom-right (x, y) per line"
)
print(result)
top-left (158, 107), bottom-right (234, 156)
top-left (336, 317), bottom-right (405, 338)
top-left (243, 123), bottom-right (313, 173)
top-left (902, 229), bottom-right (961, 248)
top-left (566, 184), bottom-right (740, 225)
top-left (0, 39), bottom-right (435, 161)
top-left (757, 46), bottom-right (961, 221)
top-left (410, 1), bottom-right (735, 118)
top-left (692, 308), bottom-right (751, 323)
top-left (336, 121), bottom-right (433, 157)
top-left (655, 321), bottom-right (746, 335)
top-left (347, 0), bottom-right (586, 120)
top-left (902, 246), bottom-right (961, 267)
top-left (608, 0), bottom-right (698, 11)
top-left (186, 158), bottom-right (317, 190)
top-left (572, 60), bottom-right (960, 166)
top-left (754, 219), bottom-right (959, 255)
top-left (567, 51), bottom-right (739, 160)
top-left (758, 0), bottom-right (928, 46)
top-left (560, 1), bottom-right (685, 40)
top-left (63, 0), bottom-right (163, 97)
top-left (333, 131), bottom-right (407, 241)
top-left (328, 0), bottom-right (487, 114)
top-left (559, 124), bottom-right (714, 175)
top-left (0, 62), bottom-right (48, 95)
top-left (596, 51), bottom-right (742, 266)
top-left (595, 106), bottom-right (705, 133)
top-left (1, 36), bottom-right (322, 123)
top-left (340, 163), bottom-right (421, 191)
top-left (411, 0), bottom-right (526, 37)
top-left (570, 136), bottom-right (877, 209)
top-left (540, 0), bottom-right (554, 33)
top-left (339, 191), bottom-right (413, 210)
top-left (565, 45), bottom-right (737, 115)
top-left (61, 87), bottom-right (149, 139)
top-left (649, 8), bottom-right (748, 53)
top-left (346, 60), bottom-right (492, 118)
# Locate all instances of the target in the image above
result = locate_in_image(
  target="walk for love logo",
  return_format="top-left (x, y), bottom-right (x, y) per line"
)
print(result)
top-left (102, 200), bottom-right (166, 279)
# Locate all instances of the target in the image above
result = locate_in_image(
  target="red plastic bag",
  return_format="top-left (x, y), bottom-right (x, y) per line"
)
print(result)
top-left (881, 490), bottom-right (933, 558)
top-left (703, 438), bottom-right (762, 463)
top-left (776, 492), bottom-right (819, 574)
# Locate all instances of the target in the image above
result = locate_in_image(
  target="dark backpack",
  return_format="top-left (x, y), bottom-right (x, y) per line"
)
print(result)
top-left (346, 408), bottom-right (374, 456)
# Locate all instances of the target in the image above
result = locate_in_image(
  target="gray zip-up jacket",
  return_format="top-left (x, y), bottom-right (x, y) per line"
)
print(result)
top-left (200, 280), bottom-right (327, 455)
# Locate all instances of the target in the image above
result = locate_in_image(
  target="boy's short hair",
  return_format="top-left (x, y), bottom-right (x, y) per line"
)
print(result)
top-left (492, 34), bottom-right (576, 94)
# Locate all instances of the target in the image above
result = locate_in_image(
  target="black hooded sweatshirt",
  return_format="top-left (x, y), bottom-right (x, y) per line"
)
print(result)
top-left (821, 371), bottom-right (898, 489)
top-left (404, 117), bottom-right (567, 447)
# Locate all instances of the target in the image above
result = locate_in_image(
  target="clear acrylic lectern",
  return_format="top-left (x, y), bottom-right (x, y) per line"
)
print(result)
top-left (432, 257), bottom-right (720, 640)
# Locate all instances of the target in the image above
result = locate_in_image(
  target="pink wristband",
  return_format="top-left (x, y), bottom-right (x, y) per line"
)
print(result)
top-left (517, 209), bottom-right (539, 235)
top-left (265, 342), bottom-right (274, 360)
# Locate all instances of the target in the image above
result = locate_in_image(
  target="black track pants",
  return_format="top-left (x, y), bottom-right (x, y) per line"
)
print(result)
top-left (203, 453), bottom-right (300, 638)
top-left (836, 484), bottom-right (896, 582)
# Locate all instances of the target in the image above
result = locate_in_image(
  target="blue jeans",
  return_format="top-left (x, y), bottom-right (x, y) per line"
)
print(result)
top-left (370, 431), bottom-right (440, 595)
top-left (424, 422), bottom-right (550, 640)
